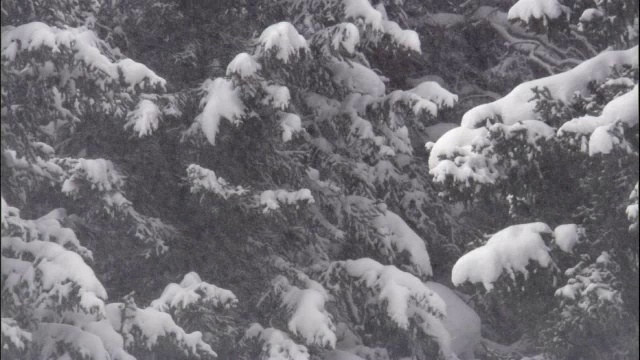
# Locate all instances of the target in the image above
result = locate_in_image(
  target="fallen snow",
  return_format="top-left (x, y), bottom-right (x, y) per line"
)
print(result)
top-left (452, 222), bottom-right (553, 290)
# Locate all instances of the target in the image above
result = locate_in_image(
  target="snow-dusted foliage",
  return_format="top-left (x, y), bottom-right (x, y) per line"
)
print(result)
top-left (553, 224), bottom-right (583, 253)
top-left (151, 272), bottom-right (238, 312)
top-left (452, 223), bottom-right (553, 290)
top-left (260, 189), bottom-right (315, 213)
top-left (508, 0), bottom-right (570, 25)
top-left (106, 295), bottom-right (217, 359)
top-left (272, 275), bottom-right (336, 348)
top-left (125, 99), bottom-right (162, 137)
top-left (244, 323), bottom-right (310, 360)
top-left (374, 207), bottom-right (432, 276)
top-left (187, 164), bottom-right (248, 199)
top-left (460, 46), bottom-right (638, 128)
top-left (1, 198), bottom-right (220, 359)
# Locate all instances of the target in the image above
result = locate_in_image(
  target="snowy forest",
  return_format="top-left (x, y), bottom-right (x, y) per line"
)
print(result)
top-left (1, 0), bottom-right (638, 359)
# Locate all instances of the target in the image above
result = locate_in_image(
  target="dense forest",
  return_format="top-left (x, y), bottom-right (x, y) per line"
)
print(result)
top-left (1, 0), bottom-right (638, 359)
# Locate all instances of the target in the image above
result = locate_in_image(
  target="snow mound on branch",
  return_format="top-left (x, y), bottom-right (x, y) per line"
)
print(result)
top-left (628, 183), bottom-right (639, 232)
top-left (553, 224), bottom-right (582, 253)
top-left (426, 282), bottom-right (481, 359)
top-left (2, 236), bottom-right (107, 301)
top-left (82, 320), bottom-right (135, 360)
top-left (579, 8), bottom-right (604, 22)
top-left (428, 120), bottom-right (555, 186)
top-left (186, 164), bottom-right (248, 199)
top-left (245, 323), bottom-right (310, 360)
top-left (328, 60), bottom-right (386, 97)
top-left (33, 323), bottom-right (111, 360)
top-left (60, 158), bottom-right (124, 195)
top-left (151, 272), bottom-right (238, 312)
top-left (226, 52), bottom-right (261, 78)
top-left (508, 0), bottom-right (570, 24)
top-left (257, 22), bottom-right (309, 63)
top-left (105, 301), bottom-right (216, 358)
top-left (273, 276), bottom-right (336, 348)
top-left (191, 78), bottom-right (245, 145)
top-left (1, 318), bottom-right (32, 351)
top-left (374, 207), bottom-right (432, 276)
top-left (342, 258), bottom-right (446, 329)
top-left (279, 112), bottom-right (303, 142)
top-left (461, 46), bottom-right (638, 128)
top-left (558, 85), bottom-right (639, 155)
top-left (452, 222), bottom-right (553, 291)
top-left (264, 84), bottom-right (291, 110)
top-left (343, 0), bottom-right (421, 52)
top-left (260, 189), bottom-right (315, 213)
top-left (1, 23), bottom-right (165, 89)
top-left (329, 23), bottom-right (359, 54)
top-left (124, 99), bottom-right (161, 137)
top-left (407, 81), bottom-right (458, 109)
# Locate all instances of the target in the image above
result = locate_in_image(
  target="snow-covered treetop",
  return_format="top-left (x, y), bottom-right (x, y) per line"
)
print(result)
top-left (451, 222), bottom-right (554, 291)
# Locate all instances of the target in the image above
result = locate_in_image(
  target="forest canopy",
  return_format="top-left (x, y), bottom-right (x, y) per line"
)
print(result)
top-left (1, 0), bottom-right (638, 359)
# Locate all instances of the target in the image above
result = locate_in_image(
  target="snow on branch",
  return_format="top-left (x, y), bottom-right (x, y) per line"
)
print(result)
top-left (406, 81), bottom-right (459, 109)
top-left (256, 22), bottom-right (310, 63)
top-left (451, 222), bottom-right (553, 291)
top-left (1, 318), bottom-right (32, 353)
top-left (627, 183), bottom-right (639, 233)
top-left (461, 46), bottom-right (638, 128)
top-left (272, 275), bottom-right (336, 348)
top-left (337, 258), bottom-right (446, 329)
top-left (124, 99), bottom-right (161, 137)
top-left (187, 78), bottom-right (246, 146)
top-left (260, 189), bottom-right (315, 213)
top-left (151, 272), bottom-right (238, 312)
top-left (106, 296), bottom-right (217, 359)
top-left (1, 22), bottom-right (165, 90)
top-left (508, 0), bottom-right (570, 25)
top-left (244, 323), bottom-right (310, 360)
top-left (374, 206), bottom-right (433, 277)
top-left (558, 85), bottom-right (639, 156)
top-left (186, 164), bottom-right (248, 199)
top-left (226, 52), bottom-right (262, 78)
